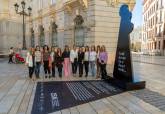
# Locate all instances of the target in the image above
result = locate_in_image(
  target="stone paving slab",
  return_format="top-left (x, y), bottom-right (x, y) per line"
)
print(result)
top-left (17, 81), bottom-right (34, 114)
top-left (122, 92), bottom-right (164, 114)
top-left (0, 80), bottom-right (25, 114)
top-left (69, 107), bottom-right (79, 114)
top-left (107, 97), bottom-right (133, 114)
top-left (101, 98), bottom-right (124, 114)
top-left (90, 99), bottom-right (114, 114)
top-left (77, 103), bottom-right (97, 114)
top-left (130, 89), bottom-right (165, 111)
top-left (8, 80), bottom-right (29, 114)
top-left (111, 94), bottom-right (150, 114)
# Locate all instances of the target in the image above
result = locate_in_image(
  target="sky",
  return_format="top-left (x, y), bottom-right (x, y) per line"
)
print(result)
top-left (131, 0), bottom-right (143, 28)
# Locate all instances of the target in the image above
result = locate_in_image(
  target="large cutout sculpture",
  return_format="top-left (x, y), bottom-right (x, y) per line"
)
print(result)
top-left (110, 4), bottom-right (145, 90)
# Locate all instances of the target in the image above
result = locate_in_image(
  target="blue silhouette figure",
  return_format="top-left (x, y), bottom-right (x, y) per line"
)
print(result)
top-left (113, 4), bottom-right (134, 83)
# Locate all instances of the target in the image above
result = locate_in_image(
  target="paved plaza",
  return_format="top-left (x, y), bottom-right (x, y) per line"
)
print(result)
top-left (0, 55), bottom-right (165, 114)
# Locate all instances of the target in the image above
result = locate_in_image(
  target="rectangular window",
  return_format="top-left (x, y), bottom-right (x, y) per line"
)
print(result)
top-left (163, 40), bottom-right (165, 49)
top-left (51, 0), bottom-right (56, 5)
top-left (161, 0), bottom-right (163, 7)
top-left (159, 41), bottom-right (161, 49)
top-left (154, 42), bottom-right (157, 49)
top-left (39, 0), bottom-right (43, 10)
top-left (160, 11), bottom-right (162, 22)
top-left (164, 23), bottom-right (165, 35)
top-left (159, 25), bottom-right (161, 36)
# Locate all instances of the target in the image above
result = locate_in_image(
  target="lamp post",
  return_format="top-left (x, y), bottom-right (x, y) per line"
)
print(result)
top-left (14, 1), bottom-right (32, 50)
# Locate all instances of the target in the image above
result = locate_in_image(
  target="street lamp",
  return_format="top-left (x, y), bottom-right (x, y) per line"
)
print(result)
top-left (14, 1), bottom-right (32, 50)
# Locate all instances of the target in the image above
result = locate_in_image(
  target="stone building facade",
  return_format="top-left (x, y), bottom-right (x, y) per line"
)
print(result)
top-left (130, 26), bottom-right (142, 52)
top-left (0, 0), bottom-right (23, 54)
top-left (142, 0), bottom-right (165, 55)
top-left (26, 0), bottom-right (135, 73)
top-left (0, 0), bottom-right (135, 73)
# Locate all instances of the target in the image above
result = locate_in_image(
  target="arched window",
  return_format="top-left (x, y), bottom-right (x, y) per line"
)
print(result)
top-left (30, 28), bottom-right (35, 47)
top-left (74, 15), bottom-right (85, 47)
top-left (51, 22), bottom-right (58, 46)
top-left (39, 25), bottom-right (45, 47)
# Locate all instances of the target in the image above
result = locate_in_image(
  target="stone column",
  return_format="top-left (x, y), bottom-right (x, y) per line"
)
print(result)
top-left (56, 10), bottom-right (65, 49)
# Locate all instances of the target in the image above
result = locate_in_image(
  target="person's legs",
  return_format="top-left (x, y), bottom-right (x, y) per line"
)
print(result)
top-left (100, 64), bottom-right (103, 79)
top-left (80, 62), bottom-right (83, 77)
top-left (35, 63), bottom-right (39, 78)
top-left (75, 61), bottom-right (77, 74)
top-left (91, 61), bottom-right (96, 77)
top-left (71, 63), bottom-right (74, 74)
top-left (73, 61), bottom-right (77, 75)
top-left (8, 55), bottom-right (12, 63)
top-left (64, 58), bottom-right (70, 77)
top-left (100, 64), bottom-right (107, 79)
top-left (37, 62), bottom-right (41, 78)
top-left (90, 61), bottom-right (92, 76)
top-left (32, 66), bottom-right (35, 76)
top-left (58, 66), bottom-right (62, 78)
top-left (63, 58), bottom-right (67, 77)
top-left (84, 61), bottom-right (89, 77)
top-left (44, 61), bottom-right (48, 78)
top-left (96, 60), bottom-right (101, 78)
top-left (36, 63), bottom-right (39, 78)
top-left (79, 63), bottom-right (81, 77)
top-left (47, 64), bottom-right (51, 78)
top-left (44, 61), bottom-right (51, 78)
top-left (11, 55), bottom-right (14, 63)
top-left (102, 64), bottom-right (107, 79)
top-left (84, 61), bottom-right (86, 75)
top-left (29, 67), bottom-right (33, 78)
top-left (87, 61), bottom-right (89, 76)
top-left (66, 58), bottom-right (70, 76)
top-left (52, 62), bottom-right (55, 77)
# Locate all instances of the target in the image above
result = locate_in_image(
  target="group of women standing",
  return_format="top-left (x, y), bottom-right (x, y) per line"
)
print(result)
top-left (25, 45), bottom-right (108, 80)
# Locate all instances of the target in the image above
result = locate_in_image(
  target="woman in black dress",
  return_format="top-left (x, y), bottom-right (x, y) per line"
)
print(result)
top-left (78, 47), bottom-right (84, 77)
top-left (42, 45), bottom-right (51, 78)
top-left (55, 48), bottom-right (64, 78)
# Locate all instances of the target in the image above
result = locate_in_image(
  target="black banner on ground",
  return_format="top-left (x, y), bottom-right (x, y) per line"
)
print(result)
top-left (31, 80), bottom-right (123, 114)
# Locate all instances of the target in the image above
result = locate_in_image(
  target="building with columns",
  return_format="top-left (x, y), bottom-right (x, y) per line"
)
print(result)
top-left (0, 0), bottom-right (135, 73)
top-left (142, 0), bottom-right (165, 55)
top-left (0, 0), bottom-right (23, 54)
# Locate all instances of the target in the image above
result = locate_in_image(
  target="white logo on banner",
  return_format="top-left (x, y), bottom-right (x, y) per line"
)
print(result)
top-left (51, 93), bottom-right (60, 109)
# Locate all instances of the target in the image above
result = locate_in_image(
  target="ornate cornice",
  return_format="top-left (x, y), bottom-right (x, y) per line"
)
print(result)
top-left (64, 0), bottom-right (88, 13)
top-left (105, 0), bottom-right (119, 6)
top-left (104, 0), bottom-right (135, 10)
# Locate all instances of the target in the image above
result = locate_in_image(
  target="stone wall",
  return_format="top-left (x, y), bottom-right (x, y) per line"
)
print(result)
top-left (0, 20), bottom-right (22, 54)
top-left (91, 0), bottom-right (120, 73)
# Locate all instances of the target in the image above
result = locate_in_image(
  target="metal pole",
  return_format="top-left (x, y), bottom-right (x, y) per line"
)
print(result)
top-left (22, 9), bottom-right (26, 50)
